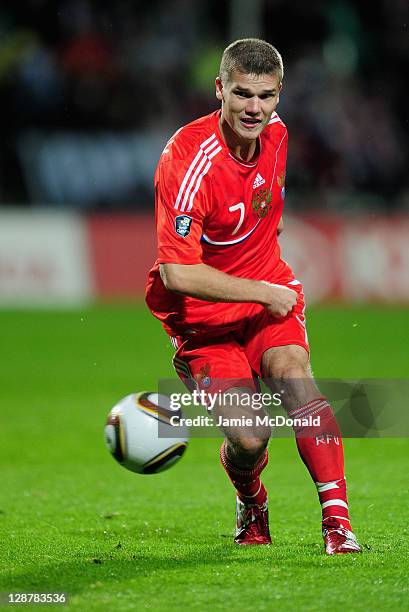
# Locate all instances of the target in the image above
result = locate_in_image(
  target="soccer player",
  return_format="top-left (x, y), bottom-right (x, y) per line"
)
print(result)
top-left (146, 38), bottom-right (361, 554)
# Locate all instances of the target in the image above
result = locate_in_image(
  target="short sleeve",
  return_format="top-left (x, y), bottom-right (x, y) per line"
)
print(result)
top-left (155, 158), bottom-right (209, 264)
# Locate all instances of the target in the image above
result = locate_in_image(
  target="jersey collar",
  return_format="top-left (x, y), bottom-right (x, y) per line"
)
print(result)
top-left (213, 110), bottom-right (260, 167)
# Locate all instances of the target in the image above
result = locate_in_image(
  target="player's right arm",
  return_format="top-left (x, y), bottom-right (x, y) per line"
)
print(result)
top-left (160, 262), bottom-right (296, 318)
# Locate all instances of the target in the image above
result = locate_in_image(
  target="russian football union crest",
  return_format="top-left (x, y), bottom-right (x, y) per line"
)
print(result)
top-left (175, 214), bottom-right (193, 237)
top-left (252, 188), bottom-right (272, 219)
top-left (195, 363), bottom-right (211, 389)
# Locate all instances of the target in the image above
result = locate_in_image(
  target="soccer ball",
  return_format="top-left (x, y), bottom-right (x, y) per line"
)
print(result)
top-left (104, 392), bottom-right (188, 474)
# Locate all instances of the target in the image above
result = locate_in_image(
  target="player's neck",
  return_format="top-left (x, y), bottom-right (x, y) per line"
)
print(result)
top-left (218, 117), bottom-right (259, 163)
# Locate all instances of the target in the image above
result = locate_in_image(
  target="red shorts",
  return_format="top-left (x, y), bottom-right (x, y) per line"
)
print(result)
top-left (169, 275), bottom-right (309, 394)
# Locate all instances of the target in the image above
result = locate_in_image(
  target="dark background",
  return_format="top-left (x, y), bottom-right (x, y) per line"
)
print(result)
top-left (0, 0), bottom-right (408, 211)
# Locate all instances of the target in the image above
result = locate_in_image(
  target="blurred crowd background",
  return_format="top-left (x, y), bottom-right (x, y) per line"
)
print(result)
top-left (0, 0), bottom-right (408, 211)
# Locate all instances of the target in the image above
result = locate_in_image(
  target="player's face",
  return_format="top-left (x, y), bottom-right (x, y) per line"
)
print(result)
top-left (216, 71), bottom-right (282, 143)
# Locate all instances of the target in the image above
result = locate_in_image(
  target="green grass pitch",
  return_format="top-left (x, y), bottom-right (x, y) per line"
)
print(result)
top-left (1, 304), bottom-right (408, 611)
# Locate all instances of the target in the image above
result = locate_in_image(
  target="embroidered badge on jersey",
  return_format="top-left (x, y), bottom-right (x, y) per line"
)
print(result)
top-left (252, 188), bottom-right (273, 219)
top-left (175, 214), bottom-right (193, 237)
top-left (277, 171), bottom-right (286, 201)
top-left (195, 363), bottom-right (212, 388)
top-left (277, 171), bottom-right (286, 187)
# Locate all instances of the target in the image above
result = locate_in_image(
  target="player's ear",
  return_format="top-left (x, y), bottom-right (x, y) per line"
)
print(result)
top-left (276, 82), bottom-right (283, 104)
top-left (215, 77), bottom-right (223, 101)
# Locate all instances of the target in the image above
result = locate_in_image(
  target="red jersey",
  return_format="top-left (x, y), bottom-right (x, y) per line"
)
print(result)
top-left (146, 109), bottom-right (289, 335)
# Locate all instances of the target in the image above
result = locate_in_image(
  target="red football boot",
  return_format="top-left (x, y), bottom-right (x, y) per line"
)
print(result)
top-left (234, 497), bottom-right (271, 545)
top-left (323, 518), bottom-right (362, 555)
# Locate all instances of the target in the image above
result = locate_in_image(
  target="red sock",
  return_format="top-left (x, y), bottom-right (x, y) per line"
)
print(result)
top-left (289, 398), bottom-right (352, 530)
top-left (316, 477), bottom-right (351, 531)
top-left (220, 442), bottom-right (268, 506)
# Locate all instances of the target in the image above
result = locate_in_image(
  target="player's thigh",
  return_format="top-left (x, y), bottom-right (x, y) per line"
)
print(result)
top-left (242, 277), bottom-right (318, 407)
top-left (261, 344), bottom-right (319, 408)
top-left (172, 333), bottom-right (257, 395)
top-left (172, 335), bottom-right (270, 441)
top-left (243, 305), bottom-right (309, 377)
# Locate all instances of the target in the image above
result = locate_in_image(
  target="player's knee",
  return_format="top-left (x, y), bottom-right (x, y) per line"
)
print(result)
top-left (231, 432), bottom-right (270, 459)
top-left (274, 360), bottom-right (310, 381)
top-left (263, 345), bottom-right (311, 381)
top-left (267, 351), bottom-right (311, 381)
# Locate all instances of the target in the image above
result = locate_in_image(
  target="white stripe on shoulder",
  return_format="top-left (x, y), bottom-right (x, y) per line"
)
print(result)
top-left (174, 133), bottom-right (221, 211)
top-left (268, 111), bottom-right (283, 125)
top-left (186, 145), bottom-right (222, 212)
top-left (180, 139), bottom-right (219, 212)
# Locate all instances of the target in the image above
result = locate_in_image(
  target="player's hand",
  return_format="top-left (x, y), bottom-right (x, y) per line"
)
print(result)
top-left (260, 281), bottom-right (297, 317)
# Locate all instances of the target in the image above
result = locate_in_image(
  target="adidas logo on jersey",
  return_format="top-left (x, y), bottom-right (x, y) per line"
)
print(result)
top-left (253, 173), bottom-right (265, 189)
